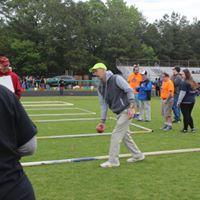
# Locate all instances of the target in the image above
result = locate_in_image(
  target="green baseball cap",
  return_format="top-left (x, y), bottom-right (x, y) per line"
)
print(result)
top-left (89, 63), bottom-right (107, 73)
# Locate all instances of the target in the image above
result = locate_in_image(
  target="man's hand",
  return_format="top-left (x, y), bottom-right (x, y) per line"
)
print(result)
top-left (163, 99), bottom-right (167, 104)
top-left (96, 123), bottom-right (105, 133)
top-left (128, 108), bottom-right (135, 119)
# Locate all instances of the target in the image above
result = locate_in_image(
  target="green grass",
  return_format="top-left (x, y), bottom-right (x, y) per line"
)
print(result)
top-left (21, 96), bottom-right (200, 200)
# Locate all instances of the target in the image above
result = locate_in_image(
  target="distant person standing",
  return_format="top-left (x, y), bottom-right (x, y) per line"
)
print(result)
top-left (90, 63), bottom-right (144, 168)
top-left (177, 69), bottom-right (199, 133)
top-left (59, 79), bottom-right (65, 95)
top-left (136, 70), bottom-right (152, 122)
top-left (171, 67), bottom-right (182, 123)
top-left (0, 85), bottom-right (37, 200)
top-left (128, 65), bottom-right (142, 117)
top-left (0, 56), bottom-right (21, 98)
top-left (154, 78), bottom-right (161, 96)
top-left (160, 73), bottom-right (174, 131)
top-left (40, 77), bottom-right (46, 90)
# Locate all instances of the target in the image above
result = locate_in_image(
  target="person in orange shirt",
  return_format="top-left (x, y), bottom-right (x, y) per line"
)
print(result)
top-left (128, 65), bottom-right (142, 116)
top-left (160, 72), bottom-right (174, 131)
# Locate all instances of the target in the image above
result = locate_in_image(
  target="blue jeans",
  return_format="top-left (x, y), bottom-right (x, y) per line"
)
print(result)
top-left (172, 95), bottom-right (181, 121)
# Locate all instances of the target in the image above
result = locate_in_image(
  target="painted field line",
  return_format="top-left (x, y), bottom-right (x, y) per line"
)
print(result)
top-left (23, 103), bottom-right (74, 107)
top-left (34, 117), bottom-right (101, 123)
top-left (26, 107), bottom-right (90, 111)
top-left (34, 116), bottom-right (152, 138)
top-left (30, 112), bottom-right (96, 117)
top-left (34, 117), bottom-right (153, 134)
top-left (74, 107), bottom-right (96, 114)
top-left (26, 107), bottom-right (76, 111)
top-left (21, 148), bottom-right (200, 167)
top-left (110, 117), bottom-right (153, 133)
top-left (37, 130), bottom-right (146, 139)
top-left (22, 101), bottom-right (68, 104)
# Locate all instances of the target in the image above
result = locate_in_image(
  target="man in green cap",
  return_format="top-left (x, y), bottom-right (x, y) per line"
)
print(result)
top-left (90, 63), bottom-right (145, 168)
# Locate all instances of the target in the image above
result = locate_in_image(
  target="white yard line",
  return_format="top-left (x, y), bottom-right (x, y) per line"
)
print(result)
top-left (34, 117), bottom-right (153, 134)
top-left (35, 117), bottom-right (152, 139)
top-left (74, 107), bottom-right (97, 114)
top-left (26, 107), bottom-right (78, 111)
top-left (34, 117), bottom-right (101, 122)
top-left (22, 101), bottom-right (68, 104)
top-left (30, 113), bottom-right (96, 117)
top-left (23, 103), bottom-right (73, 107)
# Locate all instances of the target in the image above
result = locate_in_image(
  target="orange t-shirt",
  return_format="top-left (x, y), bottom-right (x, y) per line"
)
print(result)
top-left (160, 79), bottom-right (174, 99)
top-left (127, 73), bottom-right (142, 94)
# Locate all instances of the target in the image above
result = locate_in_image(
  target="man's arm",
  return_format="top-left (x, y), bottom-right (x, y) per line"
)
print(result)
top-left (166, 82), bottom-right (174, 100)
top-left (167, 90), bottom-right (173, 100)
top-left (144, 81), bottom-right (152, 91)
top-left (177, 82), bottom-right (187, 105)
top-left (177, 91), bottom-right (186, 106)
top-left (17, 136), bottom-right (37, 156)
top-left (97, 89), bottom-right (108, 123)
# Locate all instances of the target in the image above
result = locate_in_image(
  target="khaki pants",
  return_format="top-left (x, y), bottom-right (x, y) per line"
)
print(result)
top-left (139, 100), bottom-right (151, 121)
top-left (109, 109), bottom-right (142, 164)
top-left (161, 99), bottom-right (173, 118)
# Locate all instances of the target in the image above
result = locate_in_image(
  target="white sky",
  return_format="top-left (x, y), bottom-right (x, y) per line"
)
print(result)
top-left (128, 0), bottom-right (200, 23)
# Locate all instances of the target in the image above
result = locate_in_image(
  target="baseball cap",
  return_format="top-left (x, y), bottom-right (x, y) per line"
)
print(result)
top-left (89, 63), bottom-right (107, 73)
top-left (141, 70), bottom-right (147, 75)
top-left (0, 56), bottom-right (11, 67)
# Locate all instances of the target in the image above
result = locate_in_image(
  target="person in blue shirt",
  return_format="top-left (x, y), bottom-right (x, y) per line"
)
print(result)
top-left (136, 70), bottom-right (152, 122)
top-left (177, 69), bottom-right (199, 133)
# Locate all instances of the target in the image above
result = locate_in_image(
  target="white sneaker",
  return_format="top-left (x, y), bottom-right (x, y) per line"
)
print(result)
top-left (100, 161), bottom-right (120, 168)
top-left (127, 154), bottom-right (145, 163)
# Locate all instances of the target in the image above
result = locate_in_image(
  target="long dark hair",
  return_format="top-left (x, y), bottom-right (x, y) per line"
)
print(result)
top-left (183, 69), bottom-right (199, 90)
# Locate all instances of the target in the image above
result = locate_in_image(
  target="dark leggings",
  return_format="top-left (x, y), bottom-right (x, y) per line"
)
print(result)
top-left (180, 103), bottom-right (195, 130)
top-left (4, 175), bottom-right (36, 200)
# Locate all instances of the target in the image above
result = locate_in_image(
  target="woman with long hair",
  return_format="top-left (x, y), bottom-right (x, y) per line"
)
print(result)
top-left (177, 69), bottom-right (199, 133)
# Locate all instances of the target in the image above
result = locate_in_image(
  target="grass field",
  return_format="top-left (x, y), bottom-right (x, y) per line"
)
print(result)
top-left (21, 96), bottom-right (200, 200)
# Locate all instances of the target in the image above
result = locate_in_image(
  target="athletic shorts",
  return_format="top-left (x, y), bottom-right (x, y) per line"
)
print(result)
top-left (161, 98), bottom-right (174, 118)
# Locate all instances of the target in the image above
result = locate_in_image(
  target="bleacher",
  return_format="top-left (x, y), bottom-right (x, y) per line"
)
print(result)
top-left (117, 65), bottom-right (200, 83)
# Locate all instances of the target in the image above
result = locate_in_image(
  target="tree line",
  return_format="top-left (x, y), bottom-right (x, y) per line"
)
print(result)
top-left (0, 0), bottom-right (200, 76)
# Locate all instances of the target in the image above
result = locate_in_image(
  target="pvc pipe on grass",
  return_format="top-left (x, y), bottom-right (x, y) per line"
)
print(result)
top-left (37, 129), bottom-right (152, 140)
top-left (22, 148), bottom-right (200, 167)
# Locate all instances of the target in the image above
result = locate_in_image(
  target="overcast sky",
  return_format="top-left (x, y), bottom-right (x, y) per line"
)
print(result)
top-left (127, 0), bottom-right (200, 23)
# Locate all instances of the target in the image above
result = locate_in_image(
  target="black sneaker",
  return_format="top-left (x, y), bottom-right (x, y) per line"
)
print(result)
top-left (163, 126), bottom-right (172, 131)
top-left (160, 125), bottom-right (168, 130)
top-left (180, 129), bottom-right (188, 133)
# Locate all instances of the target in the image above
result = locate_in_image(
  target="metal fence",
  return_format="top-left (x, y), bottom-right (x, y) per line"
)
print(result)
top-left (116, 59), bottom-right (200, 68)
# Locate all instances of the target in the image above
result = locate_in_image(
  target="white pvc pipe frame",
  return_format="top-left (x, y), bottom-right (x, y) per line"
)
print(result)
top-left (21, 148), bottom-right (200, 167)
top-left (36, 117), bottom-right (153, 140)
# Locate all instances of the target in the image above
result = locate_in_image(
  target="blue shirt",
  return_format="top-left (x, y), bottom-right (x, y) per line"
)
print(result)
top-left (137, 79), bottom-right (152, 101)
top-left (180, 81), bottom-right (196, 103)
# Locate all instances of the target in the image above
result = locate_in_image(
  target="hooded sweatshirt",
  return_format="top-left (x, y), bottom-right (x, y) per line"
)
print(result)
top-left (97, 71), bottom-right (135, 122)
